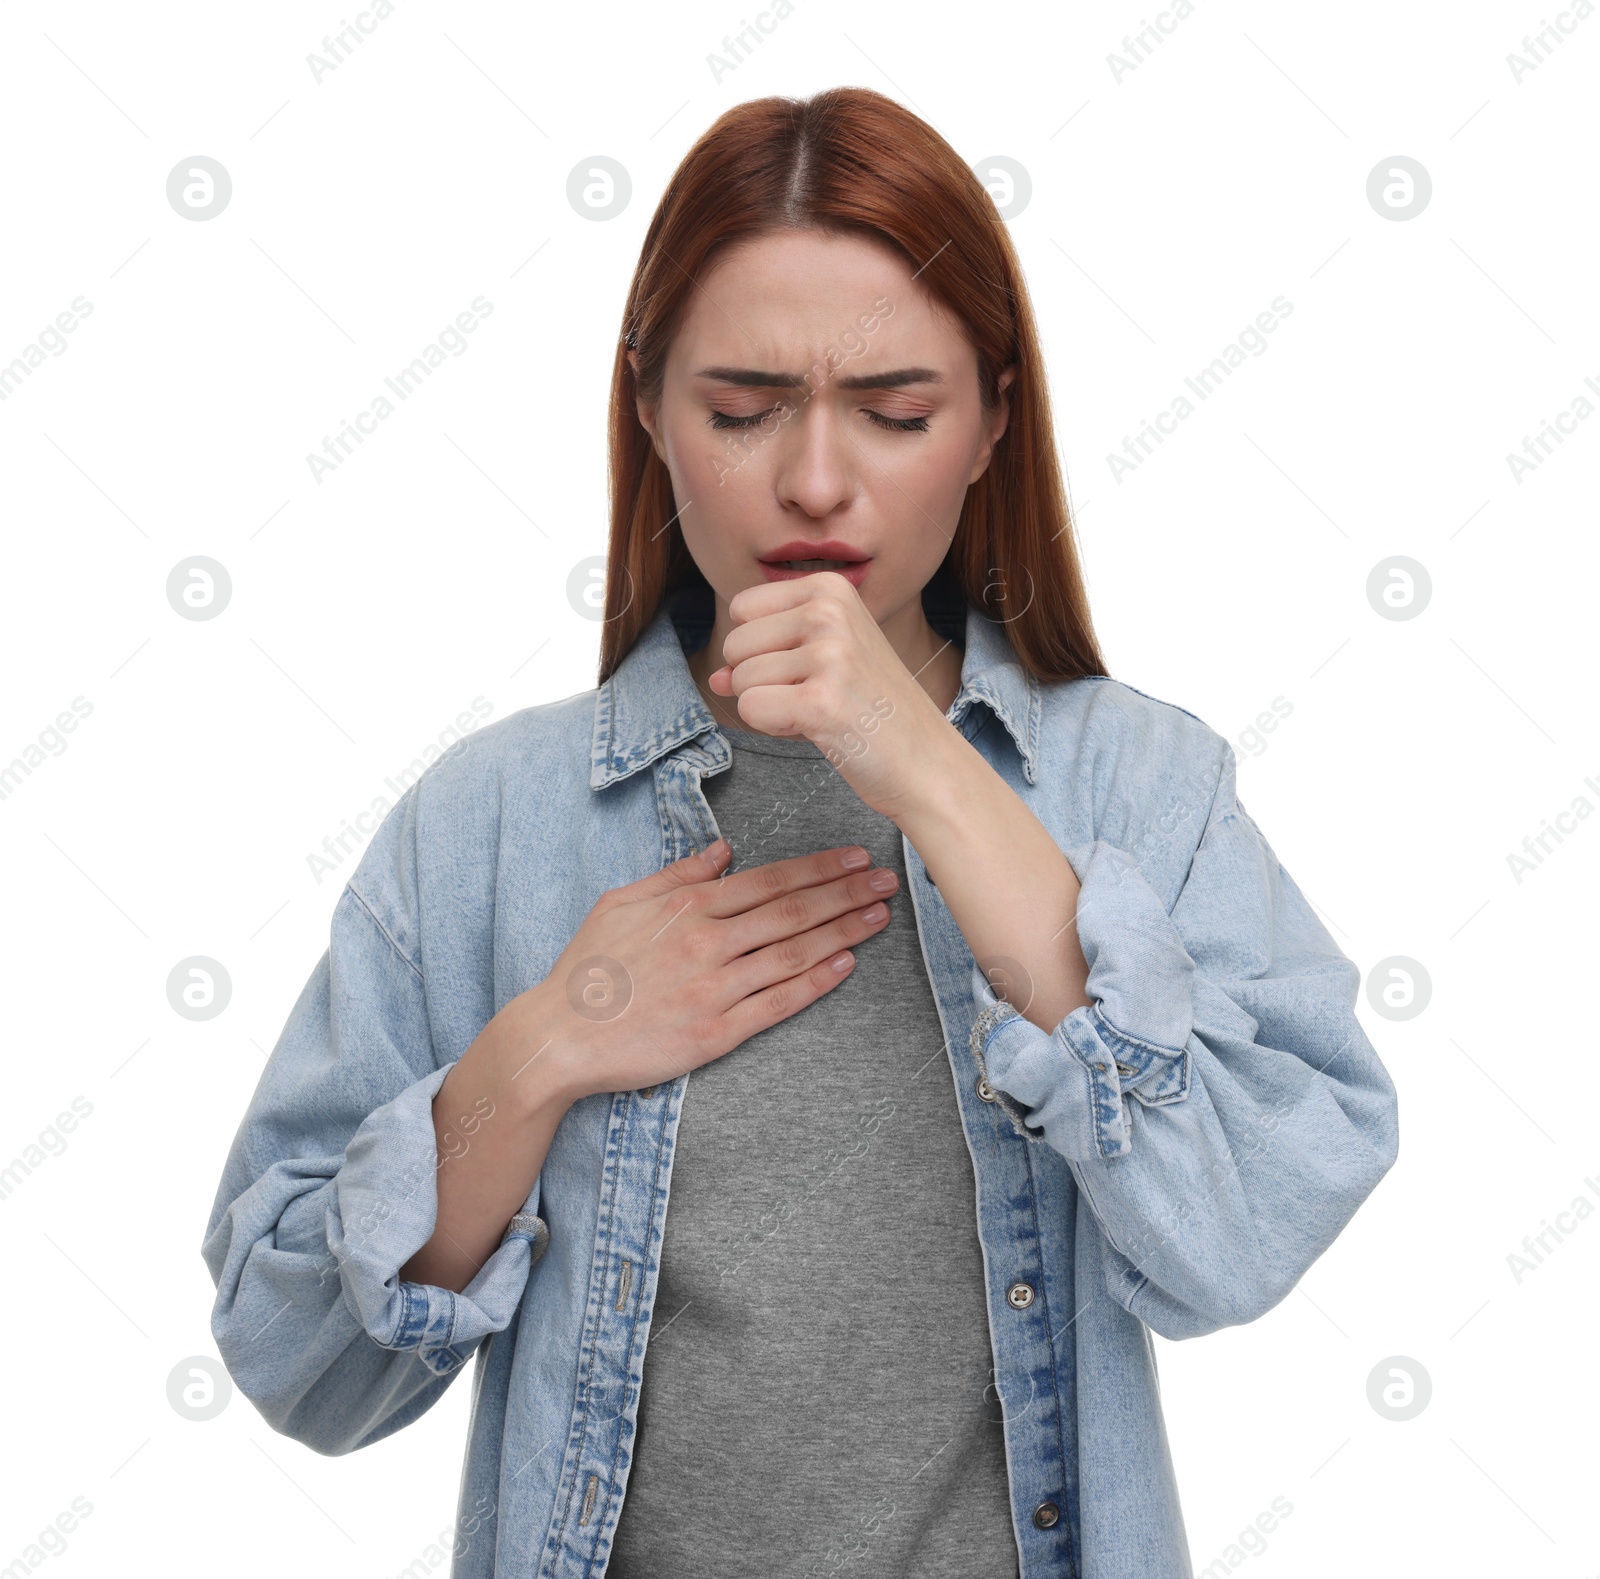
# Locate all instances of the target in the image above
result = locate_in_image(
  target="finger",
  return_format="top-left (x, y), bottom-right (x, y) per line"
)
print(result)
top-left (718, 865), bottom-right (899, 960)
top-left (618, 839), bottom-right (732, 902)
top-left (722, 891), bottom-right (892, 1007)
top-left (720, 604), bottom-right (812, 669)
top-left (725, 648), bottom-right (809, 692)
top-left (719, 912), bottom-right (884, 1042)
top-left (695, 845), bottom-right (872, 918)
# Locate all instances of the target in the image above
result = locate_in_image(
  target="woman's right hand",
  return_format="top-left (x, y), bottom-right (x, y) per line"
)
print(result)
top-left (515, 839), bottom-right (899, 1104)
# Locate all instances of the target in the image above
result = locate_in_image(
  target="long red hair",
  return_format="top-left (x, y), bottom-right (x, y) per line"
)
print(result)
top-left (599, 86), bottom-right (1107, 686)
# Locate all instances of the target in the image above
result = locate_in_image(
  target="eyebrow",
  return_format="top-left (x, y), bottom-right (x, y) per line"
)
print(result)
top-left (692, 365), bottom-right (944, 392)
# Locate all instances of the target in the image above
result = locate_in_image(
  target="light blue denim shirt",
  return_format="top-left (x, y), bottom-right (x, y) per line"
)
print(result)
top-left (201, 590), bottom-right (1399, 1579)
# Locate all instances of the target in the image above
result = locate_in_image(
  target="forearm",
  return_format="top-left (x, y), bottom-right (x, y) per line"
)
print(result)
top-left (399, 987), bottom-right (578, 1294)
top-left (892, 723), bottom-right (1091, 1033)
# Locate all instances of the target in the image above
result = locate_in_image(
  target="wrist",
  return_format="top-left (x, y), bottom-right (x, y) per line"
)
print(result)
top-left (495, 984), bottom-right (591, 1117)
top-left (881, 715), bottom-right (979, 836)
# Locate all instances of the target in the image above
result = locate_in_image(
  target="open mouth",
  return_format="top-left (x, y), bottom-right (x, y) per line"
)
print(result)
top-left (757, 543), bottom-right (872, 583)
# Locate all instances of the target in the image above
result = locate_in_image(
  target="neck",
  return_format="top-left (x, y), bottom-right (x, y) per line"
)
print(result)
top-left (686, 590), bottom-right (964, 738)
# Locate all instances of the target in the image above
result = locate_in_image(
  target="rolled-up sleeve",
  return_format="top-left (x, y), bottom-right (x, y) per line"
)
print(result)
top-left (200, 788), bottom-right (548, 1454)
top-left (969, 741), bottom-right (1399, 1339)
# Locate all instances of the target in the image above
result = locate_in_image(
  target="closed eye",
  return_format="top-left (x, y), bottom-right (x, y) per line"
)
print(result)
top-left (706, 407), bottom-right (929, 433)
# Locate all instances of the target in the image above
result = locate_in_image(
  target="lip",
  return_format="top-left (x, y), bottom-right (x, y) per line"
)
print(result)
top-left (757, 539), bottom-right (873, 588)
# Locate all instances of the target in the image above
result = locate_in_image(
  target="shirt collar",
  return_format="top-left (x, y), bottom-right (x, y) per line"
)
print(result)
top-left (590, 588), bottom-right (1042, 790)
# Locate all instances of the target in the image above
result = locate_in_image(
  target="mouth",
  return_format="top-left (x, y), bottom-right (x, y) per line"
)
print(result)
top-left (756, 541), bottom-right (872, 586)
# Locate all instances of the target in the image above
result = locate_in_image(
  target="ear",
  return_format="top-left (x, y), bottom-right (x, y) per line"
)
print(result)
top-left (628, 348), bottom-right (666, 463)
top-left (968, 363), bottom-right (1017, 484)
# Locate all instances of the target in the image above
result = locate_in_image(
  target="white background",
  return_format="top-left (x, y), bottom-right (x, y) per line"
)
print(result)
top-left (1, 1), bottom-right (1594, 1575)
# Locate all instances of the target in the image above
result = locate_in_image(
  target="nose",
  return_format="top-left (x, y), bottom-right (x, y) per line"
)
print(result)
top-left (772, 399), bottom-right (858, 519)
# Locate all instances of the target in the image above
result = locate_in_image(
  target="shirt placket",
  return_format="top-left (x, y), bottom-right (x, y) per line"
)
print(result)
top-left (901, 833), bottom-right (1081, 1579)
top-left (540, 741), bottom-right (724, 1578)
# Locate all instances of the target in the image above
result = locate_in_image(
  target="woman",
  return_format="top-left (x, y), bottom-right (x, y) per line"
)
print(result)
top-left (202, 88), bottom-right (1399, 1579)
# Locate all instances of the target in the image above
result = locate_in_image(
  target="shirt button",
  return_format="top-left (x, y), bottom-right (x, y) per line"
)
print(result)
top-left (1033, 1501), bottom-right (1060, 1529)
top-left (1006, 1280), bottom-right (1035, 1310)
top-left (976, 1075), bottom-right (997, 1103)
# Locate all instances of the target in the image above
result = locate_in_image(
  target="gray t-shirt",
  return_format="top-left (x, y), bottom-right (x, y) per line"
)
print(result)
top-left (605, 722), bottom-right (1019, 1579)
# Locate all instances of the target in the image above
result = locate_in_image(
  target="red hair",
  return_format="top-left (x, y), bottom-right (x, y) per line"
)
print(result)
top-left (599, 86), bottom-right (1107, 686)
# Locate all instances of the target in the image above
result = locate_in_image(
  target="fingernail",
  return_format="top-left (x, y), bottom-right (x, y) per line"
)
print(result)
top-left (841, 848), bottom-right (870, 869)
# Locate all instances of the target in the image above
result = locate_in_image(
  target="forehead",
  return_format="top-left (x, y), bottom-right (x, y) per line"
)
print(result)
top-left (674, 227), bottom-right (963, 364)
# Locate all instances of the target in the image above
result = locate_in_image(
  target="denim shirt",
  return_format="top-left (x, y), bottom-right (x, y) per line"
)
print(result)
top-left (201, 591), bottom-right (1399, 1579)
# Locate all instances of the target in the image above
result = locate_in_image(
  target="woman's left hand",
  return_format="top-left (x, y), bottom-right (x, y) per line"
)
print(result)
top-left (706, 572), bottom-right (956, 820)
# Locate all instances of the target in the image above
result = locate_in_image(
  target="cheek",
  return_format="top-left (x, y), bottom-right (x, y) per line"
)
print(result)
top-left (876, 431), bottom-right (973, 514)
top-left (668, 408), bottom-right (778, 497)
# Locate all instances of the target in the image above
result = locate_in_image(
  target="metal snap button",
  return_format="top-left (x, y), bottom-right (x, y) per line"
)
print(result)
top-left (976, 1075), bottom-right (997, 1103)
top-left (1033, 1500), bottom-right (1060, 1529)
top-left (639, 1086), bottom-right (656, 1099)
top-left (1006, 1280), bottom-right (1035, 1310)
top-left (1115, 1062), bottom-right (1136, 1077)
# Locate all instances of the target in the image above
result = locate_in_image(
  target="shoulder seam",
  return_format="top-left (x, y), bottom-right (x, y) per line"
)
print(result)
top-left (343, 883), bottom-right (424, 983)
top-left (1093, 676), bottom-right (1216, 732)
